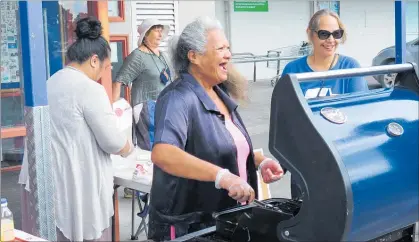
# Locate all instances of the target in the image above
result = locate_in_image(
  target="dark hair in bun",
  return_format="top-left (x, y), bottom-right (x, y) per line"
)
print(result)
top-left (66, 17), bottom-right (110, 64)
top-left (75, 16), bottom-right (102, 40)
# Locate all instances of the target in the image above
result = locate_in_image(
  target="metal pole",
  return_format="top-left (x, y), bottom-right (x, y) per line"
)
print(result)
top-left (395, 0), bottom-right (406, 64)
top-left (19, 1), bottom-right (56, 240)
top-left (225, 0), bottom-right (233, 53)
top-left (253, 55), bottom-right (257, 82)
top-left (231, 52), bottom-right (255, 58)
top-left (232, 56), bottom-right (302, 64)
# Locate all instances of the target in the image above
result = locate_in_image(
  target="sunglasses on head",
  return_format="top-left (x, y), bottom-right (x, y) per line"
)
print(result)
top-left (316, 29), bottom-right (344, 40)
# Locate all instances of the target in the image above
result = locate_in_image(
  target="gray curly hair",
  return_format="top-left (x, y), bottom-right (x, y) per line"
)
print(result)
top-left (169, 16), bottom-right (224, 78)
top-left (169, 16), bottom-right (249, 103)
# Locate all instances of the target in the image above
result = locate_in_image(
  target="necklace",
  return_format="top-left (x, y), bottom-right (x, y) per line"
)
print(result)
top-left (315, 54), bottom-right (337, 98)
top-left (144, 44), bottom-right (172, 83)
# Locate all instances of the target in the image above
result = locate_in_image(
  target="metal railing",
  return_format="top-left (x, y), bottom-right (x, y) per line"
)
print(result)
top-left (266, 50), bottom-right (281, 77)
top-left (232, 52), bottom-right (257, 82)
top-left (267, 43), bottom-right (313, 76)
top-left (231, 53), bottom-right (302, 82)
top-left (231, 42), bottom-right (311, 83)
top-left (233, 56), bottom-right (302, 64)
top-left (231, 52), bottom-right (255, 59)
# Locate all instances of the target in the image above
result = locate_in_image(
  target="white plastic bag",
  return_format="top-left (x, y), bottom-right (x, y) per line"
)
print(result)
top-left (112, 98), bottom-right (133, 139)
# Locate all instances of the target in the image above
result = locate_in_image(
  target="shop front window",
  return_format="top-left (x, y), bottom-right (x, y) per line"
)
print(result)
top-left (1, 137), bottom-right (24, 169)
top-left (1, 1), bottom-right (107, 171)
top-left (1, 1), bottom-right (25, 168)
top-left (1, 1), bottom-right (93, 168)
top-left (1, 1), bottom-right (24, 129)
top-left (315, 1), bottom-right (340, 15)
top-left (110, 36), bottom-right (129, 101)
top-left (42, 1), bottom-right (90, 76)
top-left (406, 1), bottom-right (419, 41)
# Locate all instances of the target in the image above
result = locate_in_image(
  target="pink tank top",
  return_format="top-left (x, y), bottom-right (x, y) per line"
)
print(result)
top-left (225, 118), bottom-right (250, 182)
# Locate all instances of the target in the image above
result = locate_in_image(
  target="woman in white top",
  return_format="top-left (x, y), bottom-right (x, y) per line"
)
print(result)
top-left (19, 17), bottom-right (134, 241)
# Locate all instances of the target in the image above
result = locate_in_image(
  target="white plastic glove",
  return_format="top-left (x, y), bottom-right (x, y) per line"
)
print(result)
top-left (215, 169), bottom-right (255, 203)
top-left (259, 158), bottom-right (284, 184)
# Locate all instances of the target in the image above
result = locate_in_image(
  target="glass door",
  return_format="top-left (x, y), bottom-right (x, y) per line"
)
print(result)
top-left (42, 1), bottom-right (91, 77)
top-left (1, 1), bottom-right (25, 170)
top-left (41, 1), bottom-right (112, 98)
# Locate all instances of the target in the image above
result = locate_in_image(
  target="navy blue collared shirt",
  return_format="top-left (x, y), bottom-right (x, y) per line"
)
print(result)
top-left (148, 73), bottom-right (258, 240)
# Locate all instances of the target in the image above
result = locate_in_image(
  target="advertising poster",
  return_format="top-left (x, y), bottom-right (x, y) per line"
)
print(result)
top-left (1, 1), bottom-right (20, 86)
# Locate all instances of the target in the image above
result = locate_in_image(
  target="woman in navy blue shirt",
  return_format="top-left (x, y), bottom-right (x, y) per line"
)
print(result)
top-left (282, 9), bottom-right (369, 99)
top-left (148, 17), bottom-right (284, 241)
top-left (281, 9), bottom-right (369, 199)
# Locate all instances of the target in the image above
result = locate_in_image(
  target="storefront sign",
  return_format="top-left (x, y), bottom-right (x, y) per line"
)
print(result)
top-left (234, 0), bottom-right (269, 12)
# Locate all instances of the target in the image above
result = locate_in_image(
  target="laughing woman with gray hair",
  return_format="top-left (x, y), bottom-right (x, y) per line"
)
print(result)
top-left (148, 16), bottom-right (284, 241)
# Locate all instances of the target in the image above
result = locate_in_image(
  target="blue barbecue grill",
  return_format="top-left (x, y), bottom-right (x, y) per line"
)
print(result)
top-left (172, 63), bottom-right (419, 242)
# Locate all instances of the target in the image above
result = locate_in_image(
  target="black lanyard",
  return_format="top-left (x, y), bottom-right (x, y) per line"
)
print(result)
top-left (316, 54), bottom-right (337, 98)
top-left (144, 44), bottom-right (169, 73)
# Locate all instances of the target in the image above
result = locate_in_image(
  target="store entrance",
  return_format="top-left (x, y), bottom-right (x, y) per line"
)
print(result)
top-left (1, 1), bottom-right (112, 172)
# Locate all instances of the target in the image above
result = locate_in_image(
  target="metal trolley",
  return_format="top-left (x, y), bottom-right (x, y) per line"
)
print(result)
top-left (267, 42), bottom-right (312, 86)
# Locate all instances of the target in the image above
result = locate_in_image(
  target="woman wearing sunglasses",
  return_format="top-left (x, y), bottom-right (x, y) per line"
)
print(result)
top-left (281, 9), bottom-right (369, 199)
top-left (281, 9), bottom-right (369, 99)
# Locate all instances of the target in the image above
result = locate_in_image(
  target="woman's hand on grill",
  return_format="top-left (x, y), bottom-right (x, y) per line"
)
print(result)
top-left (216, 169), bottom-right (255, 203)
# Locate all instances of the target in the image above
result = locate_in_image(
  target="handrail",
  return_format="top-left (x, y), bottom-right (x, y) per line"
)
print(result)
top-left (232, 52), bottom-right (255, 58)
top-left (230, 55), bottom-right (303, 82)
top-left (232, 54), bottom-right (269, 59)
top-left (266, 50), bottom-right (281, 77)
top-left (231, 52), bottom-right (257, 82)
top-left (294, 63), bottom-right (414, 82)
top-left (267, 42), bottom-right (312, 52)
top-left (232, 56), bottom-right (302, 64)
top-left (231, 51), bottom-right (307, 82)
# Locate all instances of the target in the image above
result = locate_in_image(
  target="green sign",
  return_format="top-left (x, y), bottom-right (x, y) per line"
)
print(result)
top-left (234, 1), bottom-right (269, 12)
